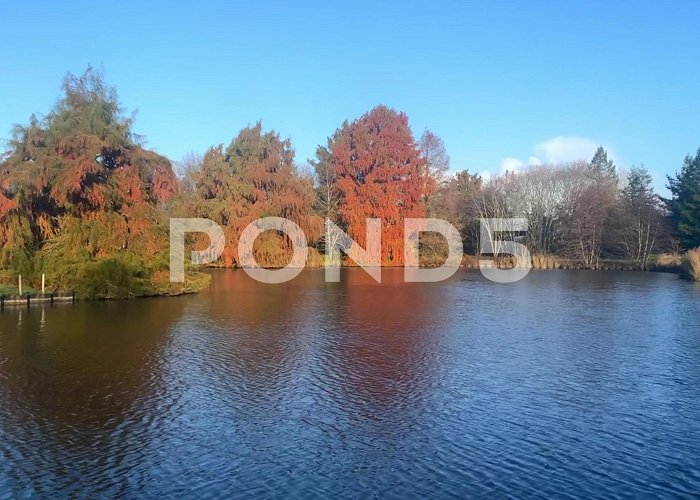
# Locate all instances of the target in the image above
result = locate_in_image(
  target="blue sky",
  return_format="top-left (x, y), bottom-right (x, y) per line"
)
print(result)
top-left (1, 1), bottom-right (698, 192)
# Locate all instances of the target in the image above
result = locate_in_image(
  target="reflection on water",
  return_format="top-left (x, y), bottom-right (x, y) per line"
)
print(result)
top-left (0, 269), bottom-right (699, 497)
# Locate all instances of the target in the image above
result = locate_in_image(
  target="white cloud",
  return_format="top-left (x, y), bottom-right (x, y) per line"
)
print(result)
top-left (479, 170), bottom-right (493, 182)
top-left (534, 136), bottom-right (601, 164)
top-left (527, 156), bottom-right (542, 166)
top-left (500, 157), bottom-right (525, 173)
top-left (496, 136), bottom-right (621, 178)
top-left (499, 155), bottom-right (542, 174)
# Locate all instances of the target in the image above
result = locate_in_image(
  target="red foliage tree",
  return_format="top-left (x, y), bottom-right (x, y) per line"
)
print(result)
top-left (315, 106), bottom-right (428, 265)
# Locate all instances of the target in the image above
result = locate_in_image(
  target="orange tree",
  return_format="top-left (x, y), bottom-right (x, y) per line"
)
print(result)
top-left (313, 106), bottom-right (429, 265)
top-left (184, 123), bottom-right (321, 267)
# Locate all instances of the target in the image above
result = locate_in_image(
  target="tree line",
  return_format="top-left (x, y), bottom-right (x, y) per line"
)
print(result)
top-left (1, 68), bottom-right (699, 296)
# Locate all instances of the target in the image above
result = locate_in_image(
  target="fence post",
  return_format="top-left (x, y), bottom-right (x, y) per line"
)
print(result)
top-left (18, 275), bottom-right (22, 296)
top-left (42, 274), bottom-right (45, 294)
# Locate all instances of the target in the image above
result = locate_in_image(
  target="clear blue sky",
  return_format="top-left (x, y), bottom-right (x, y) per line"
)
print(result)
top-left (1, 1), bottom-right (698, 191)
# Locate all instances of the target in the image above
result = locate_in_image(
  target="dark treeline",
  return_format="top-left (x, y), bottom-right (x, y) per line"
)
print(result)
top-left (1, 69), bottom-right (700, 297)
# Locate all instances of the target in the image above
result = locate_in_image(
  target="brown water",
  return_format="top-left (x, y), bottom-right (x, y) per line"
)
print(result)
top-left (0, 269), bottom-right (699, 498)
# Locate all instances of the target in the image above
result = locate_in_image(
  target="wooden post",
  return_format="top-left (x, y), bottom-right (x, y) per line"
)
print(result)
top-left (26, 294), bottom-right (30, 308)
top-left (42, 274), bottom-right (45, 295)
top-left (18, 275), bottom-right (22, 296)
top-left (50, 293), bottom-right (54, 305)
top-left (1, 296), bottom-right (4, 311)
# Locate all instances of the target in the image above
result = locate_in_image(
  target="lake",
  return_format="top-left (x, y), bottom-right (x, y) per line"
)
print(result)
top-left (0, 269), bottom-right (699, 498)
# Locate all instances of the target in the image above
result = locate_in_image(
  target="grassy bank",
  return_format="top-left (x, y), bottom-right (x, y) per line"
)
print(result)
top-left (0, 258), bottom-right (211, 301)
top-left (649, 250), bottom-right (700, 281)
top-left (5, 248), bottom-right (695, 302)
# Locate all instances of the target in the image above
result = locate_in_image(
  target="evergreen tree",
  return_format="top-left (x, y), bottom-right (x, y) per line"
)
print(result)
top-left (589, 146), bottom-right (618, 182)
top-left (666, 149), bottom-right (700, 250)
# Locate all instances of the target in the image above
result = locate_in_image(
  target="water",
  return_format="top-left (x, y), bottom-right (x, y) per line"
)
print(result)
top-left (0, 269), bottom-right (699, 498)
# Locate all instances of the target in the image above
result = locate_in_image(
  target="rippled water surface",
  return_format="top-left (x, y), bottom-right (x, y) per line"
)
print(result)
top-left (1, 269), bottom-right (699, 498)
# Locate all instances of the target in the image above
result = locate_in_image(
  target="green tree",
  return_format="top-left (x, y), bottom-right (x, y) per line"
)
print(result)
top-left (666, 149), bottom-right (700, 250)
top-left (589, 146), bottom-right (618, 182)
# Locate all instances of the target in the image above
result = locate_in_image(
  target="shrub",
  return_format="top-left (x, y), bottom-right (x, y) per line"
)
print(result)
top-left (65, 257), bottom-right (150, 299)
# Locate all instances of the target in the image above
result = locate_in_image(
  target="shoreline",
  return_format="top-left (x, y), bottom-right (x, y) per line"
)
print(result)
top-left (205, 256), bottom-right (685, 274)
top-left (0, 259), bottom-right (689, 306)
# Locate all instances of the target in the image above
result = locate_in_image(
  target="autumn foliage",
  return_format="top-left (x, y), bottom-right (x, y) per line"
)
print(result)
top-left (180, 123), bottom-right (322, 267)
top-left (314, 106), bottom-right (428, 265)
top-left (0, 69), bottom-right (439, 293)
top-left (5, 67), bottom-right (694, 296)
top-left (12, 67), bottom-right (684, 295)
top-left (0, 68), bottom-right (183, 296)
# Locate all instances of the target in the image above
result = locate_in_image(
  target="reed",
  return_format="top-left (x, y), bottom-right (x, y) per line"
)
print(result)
top-left (531, 254), bottom-right (562, 269)
top-left (682, 248), bottom-right (700, 281)
top-left (649, 253), bottom-right (684, 273)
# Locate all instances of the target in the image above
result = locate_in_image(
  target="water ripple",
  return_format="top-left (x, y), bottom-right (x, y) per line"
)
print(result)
top-left (0, 270), bottom-right (699, 498)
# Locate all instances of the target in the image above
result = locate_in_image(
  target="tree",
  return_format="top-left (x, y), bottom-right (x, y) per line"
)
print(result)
top-left (314, 106), bottom-right (427, 265)
top-left (418, 130), bottom-right (449, 209)
top-left (187, 123), bottom-right (321, 267)
top-left (175, 151), bottom-right (203, 193)
top-left (502, 164), bottom-right (585, 256)
top-left (666, 149), bottom-right (700, 250)
top-left (562, 149), bottom-right (620, 268)
top-left (621, 165), bottom-right (664, 268)
top-left (0, 67), bottom-right (179, 295)
top-left (430, 170), bottom-right (483, 254)
top-left (567, 182), bottom-right (618, 268)
top-left (590, 146), bottom-right (618, 183)
top-left (471, 172), bottom-right (518, 258)
top-left (312, 146), bottom-right (343, 261)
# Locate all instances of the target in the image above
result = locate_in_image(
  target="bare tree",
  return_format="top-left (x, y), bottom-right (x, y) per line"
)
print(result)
top-left (472, 172), bottom-right (523, 258)
top-left (621, 165), bottom-right (664, 269)
top-left (175, 151), bottom-right (203, 193)
top-left (566, 177), bottom-right (618, 268)
top-left (511, 163), bottom-right (591, 255)
top-left (312, 156), bottom-right (344, 262)
top-left (419, 130), bottom-right (450, 209)
top-left (430, 170), bottom-right (484, 254)
top-left (469, 162), bottom-right (606, 265)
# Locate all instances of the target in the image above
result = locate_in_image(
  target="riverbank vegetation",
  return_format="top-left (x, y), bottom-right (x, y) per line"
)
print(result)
top-left (1, 68), bottom-right (700, 298)
top-left (0, 68), bottom-right (208, 298)
top-left (682, 248), bottom-right (700, 281)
